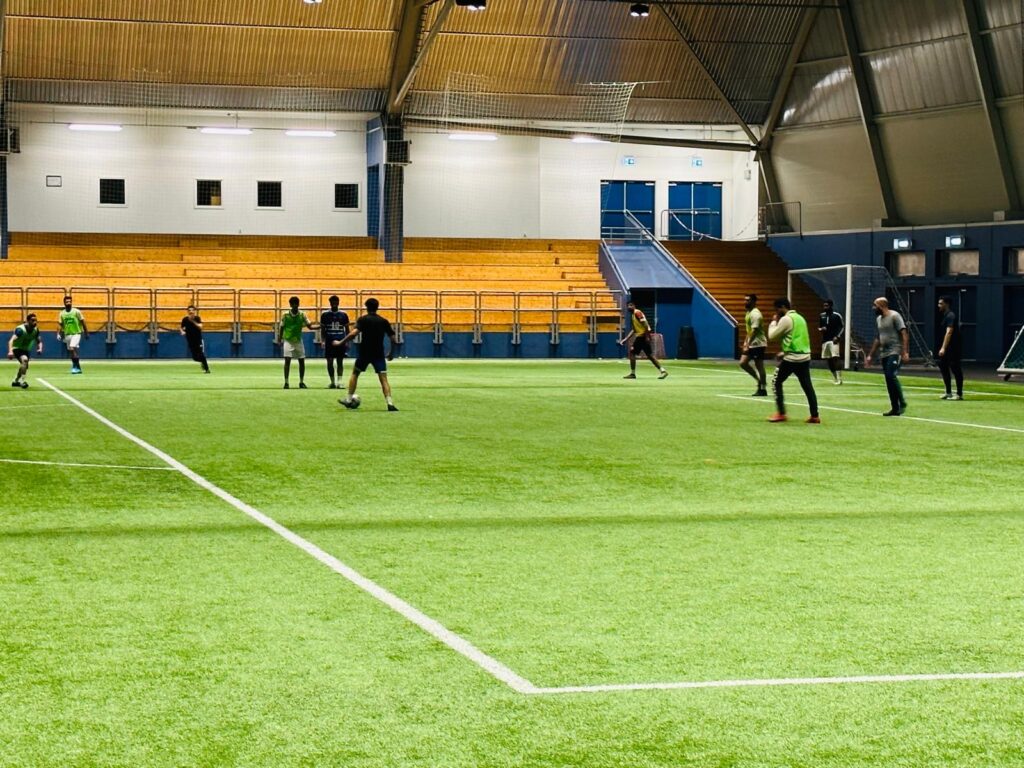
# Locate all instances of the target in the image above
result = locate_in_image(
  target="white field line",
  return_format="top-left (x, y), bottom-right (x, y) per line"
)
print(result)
top-left (532, 670), bottom-right (1024, 695)
top-left (0, 402), bottom-right (74, 411)
top-left (0, 457), bottom-right (174, 472)
top-left (718, 394), bottom-right (1024, 434)
top-left (37, 378), bottom-right (539, 695)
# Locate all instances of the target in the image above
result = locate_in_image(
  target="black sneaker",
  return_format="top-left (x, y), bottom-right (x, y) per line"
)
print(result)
top-left (752, 389), bottom-right (768, 397)
top-left (299, 382), bottom-right (308, 389)
top-left (623, 373), bottom-right (636, 379)
top-left (10, 380), bottom-right (19, 388)
top-left (328, 382), bottom-right (337, 389)
top-left (340, 398), bottom-right (360, 410)
top-left (883, 409), bottom-right (900, 416)
top-left (387, 404), bottom-right (399, 412)
top-left (19, 381), bottom-right (28, 389)
top-left (283, 382), bottom-right (289, 389)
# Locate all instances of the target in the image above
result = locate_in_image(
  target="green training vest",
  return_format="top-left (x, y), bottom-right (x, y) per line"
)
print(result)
top-left (782, 311), bottom-right (811, 355)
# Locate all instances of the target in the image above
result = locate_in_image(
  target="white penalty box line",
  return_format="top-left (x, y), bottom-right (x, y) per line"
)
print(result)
top-left (37, 378), bottom-right (1024, 697)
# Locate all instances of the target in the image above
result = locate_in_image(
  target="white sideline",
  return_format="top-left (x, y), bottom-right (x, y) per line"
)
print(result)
top-left (532, 670), bottom-right (1024, 695)
top-left (717, 394), bottom-right (1024, 434)
top-left (0, 457), bottom-right (174, 471)
top-left (37, 379), bottom-right (539, 695)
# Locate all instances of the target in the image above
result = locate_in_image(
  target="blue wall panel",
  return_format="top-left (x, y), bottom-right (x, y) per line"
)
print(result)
top-left (519, 334), bottom-right (552, 358)
top-left (439, 333), bottom-right (475, 358)
top-left (557, 334), bottom-right (590, 358)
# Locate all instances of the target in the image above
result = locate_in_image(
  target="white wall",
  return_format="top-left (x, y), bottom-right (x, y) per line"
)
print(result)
top-left (404, 130), bottom-right (760, 240)
top-left (7, 105), bottom-right (760, 240)
top-left (8, 106), bottom-right (369, 236)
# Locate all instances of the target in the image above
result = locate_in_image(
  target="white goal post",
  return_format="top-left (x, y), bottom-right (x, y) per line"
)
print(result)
top-left (788, 264), bottom-right (934, 370)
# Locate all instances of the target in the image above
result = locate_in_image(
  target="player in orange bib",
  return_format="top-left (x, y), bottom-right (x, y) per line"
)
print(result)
top-left (619, 301), bottom-right (668, 380)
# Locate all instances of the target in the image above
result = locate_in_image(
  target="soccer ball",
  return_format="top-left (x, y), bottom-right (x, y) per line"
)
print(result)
top-left (350, 393), bottom-right (361, 408)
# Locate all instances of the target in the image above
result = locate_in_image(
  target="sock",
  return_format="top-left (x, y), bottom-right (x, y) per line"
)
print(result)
top-left (386, 396), bottom-right (394, 405)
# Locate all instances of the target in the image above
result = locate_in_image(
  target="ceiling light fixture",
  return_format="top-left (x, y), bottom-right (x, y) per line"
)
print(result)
top-left (448, 132), bottom-right (498, 141)
top-left (285, 129), bottom-right (337, 137)
top-left (571, 135), bottom-right (608, 144)
top-left (68, 123), bottom-right (122, 132)
top-left (455, 0), bottom-right (486, 9)
top-left (629, 3), bottom-right (650, 17)
top-left (302, 0), bottom-right (322, 4)
top-left (200, 127), bottom-right (252, 135)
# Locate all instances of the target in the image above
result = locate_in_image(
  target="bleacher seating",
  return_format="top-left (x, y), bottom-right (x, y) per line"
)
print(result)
top-left (0, 234), bottom-right (619, 336)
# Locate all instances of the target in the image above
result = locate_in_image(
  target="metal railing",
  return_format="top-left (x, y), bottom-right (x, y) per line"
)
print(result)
top-left (0, 286), bottom-right (624, 347)
top-left (660, 208), bottom-right (722, 241)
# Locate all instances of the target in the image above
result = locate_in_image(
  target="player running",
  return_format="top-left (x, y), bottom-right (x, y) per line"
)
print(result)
top-left (8, 313), bottom-right (42, 388)
top-left (180, 305), bottom-right (210, 373)
top-left (739, 293), bottom-right (768, 396)
top-left (57, 295), bottom-right (88, 374)
top-left (619, 300), bottom-right (668, 380)
top-left (320, 295), bottom-right (350, 389)
top-left (338, 297), bottom-right (398, 412)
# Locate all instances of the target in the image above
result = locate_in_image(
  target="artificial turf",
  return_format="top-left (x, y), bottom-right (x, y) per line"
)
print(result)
top-left (2, 359), bottom-right (1022, 767)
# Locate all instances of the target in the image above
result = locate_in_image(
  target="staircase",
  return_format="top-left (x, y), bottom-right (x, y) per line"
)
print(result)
top-left (663, 240), bottom-right (826, 353)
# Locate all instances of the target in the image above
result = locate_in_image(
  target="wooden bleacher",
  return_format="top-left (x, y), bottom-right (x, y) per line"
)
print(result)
top-left (0, 234), bottom-right (619, 335)
top-left (664, 240), bottom-right (826, 353)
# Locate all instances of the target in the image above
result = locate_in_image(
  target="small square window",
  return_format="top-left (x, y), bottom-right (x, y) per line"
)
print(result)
top-left (886, 251), bottom-right (926, 277)
top-left (257, 181), bottom-right (283, 209)
top-left (99, 178), bottom-right (125, 206)
top-left (334, 183), bottom-right (359, 210)
top-left (1007, 248), bottom-right (1024, 276)
top-left (939, 249), bottom-right (979, 277)
top-left (197, 179), bottom-right (222, 207)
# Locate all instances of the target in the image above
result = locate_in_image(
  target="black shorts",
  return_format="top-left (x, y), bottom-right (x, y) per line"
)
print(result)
top-left (354, 356), bottom-right (387, 374)
top-left (631, 335), bottom-right (653, 356)
top-left (743, 346), bottom-right (766, 361)
top-left (324, 341), bottom-right (348, 359)
top-left (11, 349), bottom-right (30, 361)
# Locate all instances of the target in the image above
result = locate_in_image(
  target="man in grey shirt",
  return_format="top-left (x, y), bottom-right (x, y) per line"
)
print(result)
top-left (865, 296), bottom-right (910, 416)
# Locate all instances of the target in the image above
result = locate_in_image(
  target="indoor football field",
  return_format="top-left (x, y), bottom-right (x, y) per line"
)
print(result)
top-left (2, 359), bottom-right (1023, 768)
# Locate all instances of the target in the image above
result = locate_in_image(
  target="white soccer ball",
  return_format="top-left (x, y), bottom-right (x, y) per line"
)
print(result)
top-left (350, 393), bottom-right (361, 408)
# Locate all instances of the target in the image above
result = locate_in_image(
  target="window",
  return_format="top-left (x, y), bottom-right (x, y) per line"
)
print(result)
top-left (1007, 248), bottom-right (1024, 276)
top-left (99, 178), bottom-right (125, 206)
top-left (939, 249), bottom-right (979, 277)
top-left (886, 251), bottom-right (926, 277)
top-left (196, 179), bottom-right (222, 207)
top-left (334, 183), bottom-right (359, 210)
top-left (257, 181), bottom-right (283, 209)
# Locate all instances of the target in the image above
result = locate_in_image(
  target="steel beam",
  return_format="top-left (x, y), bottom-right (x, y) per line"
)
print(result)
top-left (389, 0), bottom-right (454, 116)
top-left (761, 3), bottom-right (821, 148)
top-left (958, 0), bottom-right (1022, 213)
top-left (655, 4), bottom-right (760, 146)
top-left (837, 0), bottom-right (901, 224)
top-left (387, 0), bottom-right (449, 118)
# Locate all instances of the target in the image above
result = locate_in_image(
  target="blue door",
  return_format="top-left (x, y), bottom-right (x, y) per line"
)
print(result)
top-left (601, 180), bottom-right (655, 237)
top-left (667, 181), bottom-right (722, 240)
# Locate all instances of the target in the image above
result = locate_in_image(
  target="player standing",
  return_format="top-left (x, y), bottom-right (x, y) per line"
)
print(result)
top-left (818, 299), bottom-right (845, 385)
top-left (278, 296), bottom-right (317, 389)
top-left (338, 297), bottom-right (398, 412)
top-left (767, 298), bottom-right (820, 424)
top-left (320, 295), bottom-right (350, 389)
top-left (180, 305), bottom-right (210, 373)
top-left (936, 295), bottom-right (964, 401)
top-left (58, 295), bottom-right (88, 374)
top-left (619, 301), bottom-right (668, 380)
top-left (865, 297), bottom-right (909, 416)
top-left (739, 294), bottom-right (767, 396)
top-left (7, 313), bottom-right (42, 388)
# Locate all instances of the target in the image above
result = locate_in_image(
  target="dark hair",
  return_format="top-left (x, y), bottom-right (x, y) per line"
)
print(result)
top-left (938, 294), bottom-right (953, 305)
top-left (823, 299), bottom-right (833, 308)
top-left (288, 296), bottom-right (300, 306)
top-left (63, 295), bottom-right (72, 302)
top-left (26, 313), bottom-right (37, 321)
top-left (187, 305), bottom-right (196, 311)
top-left (774, 297), bottom-right (791, 310)
top-left (745, 294), bottom-right (757, 303)
top-left (329, 295), bottom-right (339, 304)
top-left (365, 297), bottom-right (379, 312)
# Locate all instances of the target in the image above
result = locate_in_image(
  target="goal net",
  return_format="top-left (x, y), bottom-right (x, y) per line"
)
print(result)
top-left (998, 326), bottom-right (1024, 378)
top-left (788, 265), bottom-right (934, 369)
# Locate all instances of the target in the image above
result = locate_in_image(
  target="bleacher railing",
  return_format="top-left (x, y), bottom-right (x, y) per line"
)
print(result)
top-left (1, 287), bottom-right (623, 347)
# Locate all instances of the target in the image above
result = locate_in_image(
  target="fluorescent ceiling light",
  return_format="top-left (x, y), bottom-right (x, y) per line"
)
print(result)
top-left (571, 135), bottom-right (607, 144)
top-left (285, 129), bottom-right (336, 138)
top-left (200, 127), bottom-right (252, 135)
top-left (303, 0), bottom-right (323, 4)
top-left (68, 124), bottom-right (122, 132)
top-left (448, 132), bottom-right (498, 141)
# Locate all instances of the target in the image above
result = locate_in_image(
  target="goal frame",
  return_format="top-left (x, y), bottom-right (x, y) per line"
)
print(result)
top-left (997, 325), bottom-right (1024, 380)
top-left (787, 264), bottom-right (855, 370)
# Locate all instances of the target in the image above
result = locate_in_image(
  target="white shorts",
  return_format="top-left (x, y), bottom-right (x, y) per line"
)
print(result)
top-left (64, 334), bottom-right (82, 350)
top-left (821, 341), bottom-right (840, 359)
top-left (283, 339), bottom-right (305, 359)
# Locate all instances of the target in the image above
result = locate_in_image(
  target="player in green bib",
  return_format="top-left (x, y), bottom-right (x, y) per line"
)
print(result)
top-left (7, 313), bottom-right (42, 389)
top-left (57, 295), bottom-right (89, 374)
top-left (278, 296), bottom-right (319, 389)
top-left (766, 297), bottom-right (820, 424)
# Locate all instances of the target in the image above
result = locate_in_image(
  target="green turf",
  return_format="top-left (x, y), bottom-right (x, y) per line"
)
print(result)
top-left (2, 359), bottom-right (1023, 767)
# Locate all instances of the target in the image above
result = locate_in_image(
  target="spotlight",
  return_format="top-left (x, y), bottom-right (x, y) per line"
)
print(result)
top-left (455, 0), bottom-right (486, 9)
top-left (629, 3), bottom-right (650, 17)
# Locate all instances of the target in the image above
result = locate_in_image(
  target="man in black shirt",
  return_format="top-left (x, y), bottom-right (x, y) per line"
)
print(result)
top-left (320, 295), bottom-right (350, 389)
top-left (180, 305), bottom-right (210, 373)
top-left (818, 299), bottom-right (844, 385)
top-left (337, 297), bottom-right (398, 412)
top-left (937, 295), bottom-right (963, 400)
